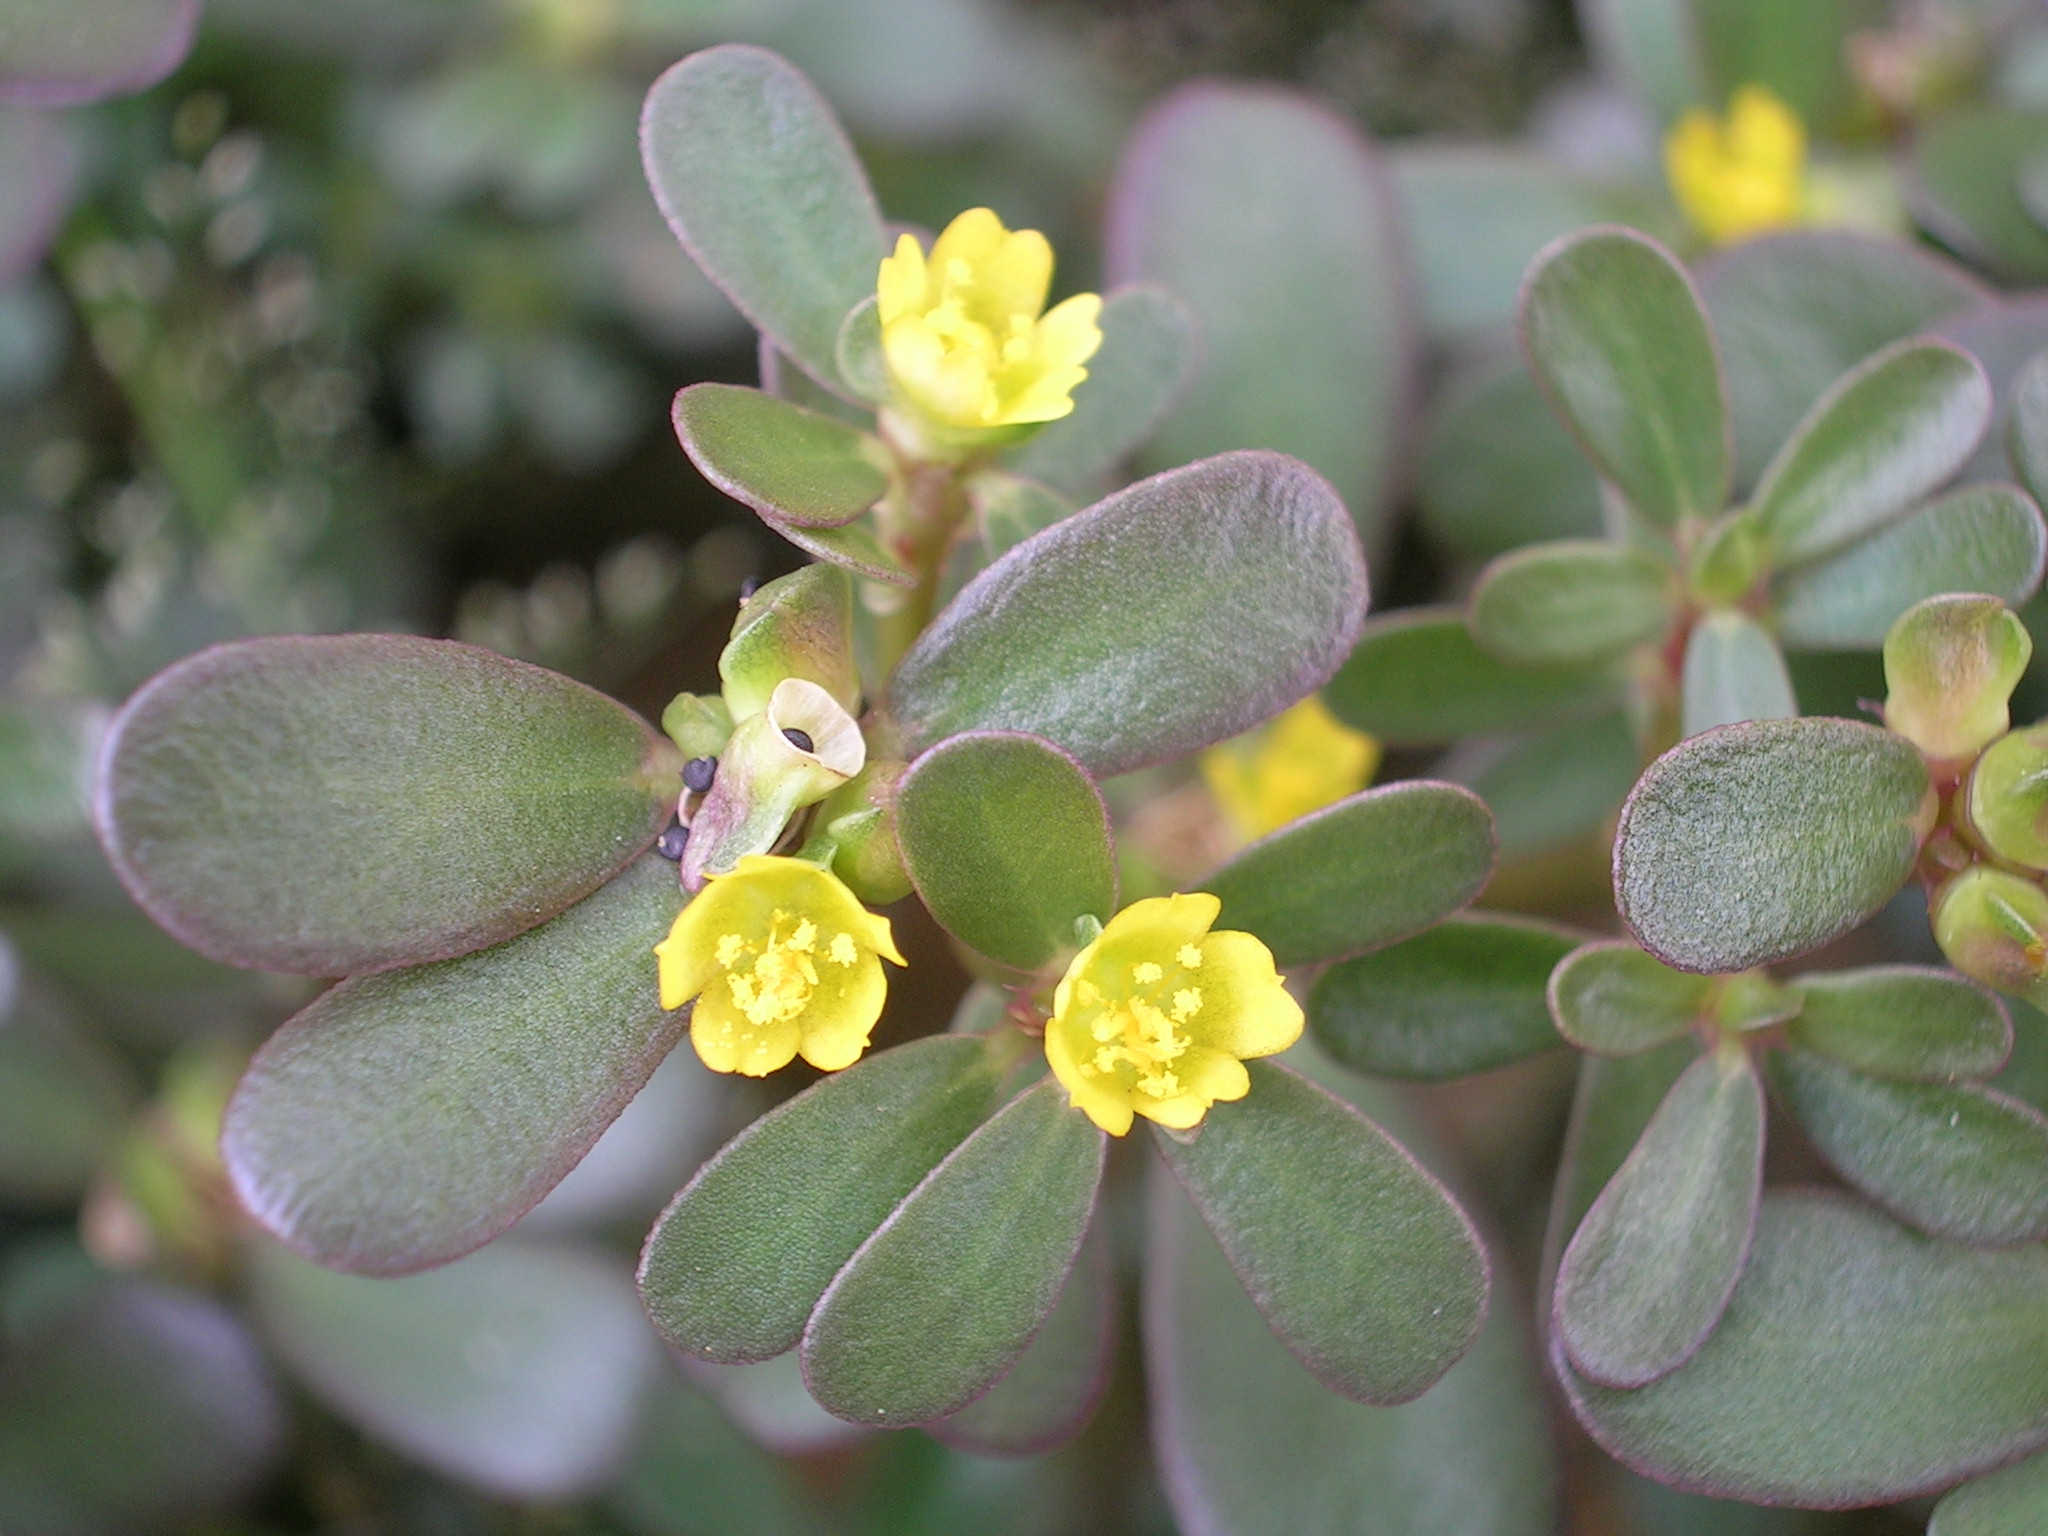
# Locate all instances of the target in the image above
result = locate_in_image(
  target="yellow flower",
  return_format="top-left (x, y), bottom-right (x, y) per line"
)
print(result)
top-left (1665, 85), bottom-right (1809, 245)
top-left (1044, 893), bottom-right (1302, 1136)
top-left (654, 855), bottom-right (905, 1077)
top-left (1199, 697), bottom-right (1379, 842)
top-left (876, 207), bottom-right (1103, 438)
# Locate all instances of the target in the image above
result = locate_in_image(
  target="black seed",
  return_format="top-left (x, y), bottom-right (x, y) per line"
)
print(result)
top-left (656, 823), bottom-right (689, 861)
top-left (682, 756), bottom-right (717, 793)
top-left (782, 728), bottom-right (814, 752)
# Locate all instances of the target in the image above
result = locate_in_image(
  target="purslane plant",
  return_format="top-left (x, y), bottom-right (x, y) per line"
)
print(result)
top-left (88, 42), bottom-right (1510, 1490)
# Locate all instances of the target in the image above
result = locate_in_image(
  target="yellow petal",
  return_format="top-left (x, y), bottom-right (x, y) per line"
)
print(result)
top-left (1033, 292), bottom-right (1103, 370)
top-left (1045, 1018), bottom-right (1135, 1136)
top-left (690, 987), bottom-right (801, 1077)
top-left (1189, 930), bottom-right (1304, 1059)
top-left (1098, 892), bottom-right (1220, 953)
top-left (978, 227), bottom-right (1054, 325)
top-left (797, 955), bottom-right (888, 1071)
top-left (876, 233), bottom-right (929, 325)
top-left (929, 207), bottom-right (1006, 271)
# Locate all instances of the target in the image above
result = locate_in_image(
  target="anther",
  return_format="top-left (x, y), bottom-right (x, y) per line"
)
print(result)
top-left (655, 823), bottom-right (689, 861)
top-left (683, 756), bottom-right (717, 794)
top-left (782, 728), bottom-right (815, 752)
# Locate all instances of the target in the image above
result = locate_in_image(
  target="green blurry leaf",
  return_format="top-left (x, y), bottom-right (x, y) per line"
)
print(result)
top-left (834, 295), bottom-right (883, 402)
top-left (1448, 711), bottom-right (1641, 857)
top-left (640, 1035), bottom-right (1005, 1362)
top-left (1700, 231), bottom-right (1986, 491)
top-left (928, 1232), bottom-right (1111, 1456)
top-left (1681, 610), bottom-right (1796, 737)
top-left (1936, 299), bottom-right (2048, 484)
top-left (1417, 355), bottom-right (1605, 563)
top-left (641, 45), bottom-right (886, 395)
top-left (1774, 482), bottom-right (2047, 649)
top-left (1152, 1061), bottom-right (1486, 1403)
top-left (1392, 146), bottom-right (1668, 338)
top-left (1554, 1049), bottom-right (1764, 1388)
top-left (897, 731), bottom-right (1116, 971)
top-left (890, 452), bottom-right (1366, 778)
top-left (1520, 227), bottom-right (1727, 530)
top-left (0, 0), bottom-right (198, 107)
top-left (802, 1079), bottom-right (1104, 1428)
top-left (1309, 913), bottom-right (1578, 1081)
top-left (1790, 965), bottom-right (2011, 1082)
top-left (1107, 82), bottom-right (1414, 551)
top-left (1004, 285), bottom-right (1196, 500)
top-left (1206, 781), bottom-right (1494, 970)
top-left (606, 1371), bottom-right (828, 1536)
top-left (1324, 608), bottom-right (1625, 746)
top-left (2011, 351), bottom-right (2048, 508)
top-left (1146, 1152), bottom-right (1557, 1536)
top-left (1559, 1193), bottom-right (2048, 1505)
top-left (933, 473), bottom-right (1074, 623)
top-left (1470, 539), bottom-right (1675, 667)
top-left (0, 1277), bottom-right (281, 1530)
top-left (1749, 339), bottom-right (1989, 567)
top-left (1548, 940), bottom-right (1714, 1056)
top-left (1771, 1049), bottom-right (2048, 1245)
top-left (1574, 0), bottom-right (1703, 121)
top-left (672, 384), bottom-right (886, 529)
top-left (1914, 108), bottom-right (2048, 284)
top-left (97, 634), bottom-right (679, 976)
top-left (1696, 0), bottom-right (1853, 128)
top-left (221, 857), bottom-right (686, 1275)
top-left (1614, 718), bottom-right (1929, 973)
top-left (0, 975), bottom-right (133, 1203)
top-left (252, 1239), bottom-right (657, 1499)
top-left (1931, 1445), bottom-right (2048, 1536)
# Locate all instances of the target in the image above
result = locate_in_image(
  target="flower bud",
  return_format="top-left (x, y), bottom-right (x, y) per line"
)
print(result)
top-left (817, 760), bottom-right (913, 906)
top-left (1883, 594), bottom-right (2032, 765)
top-left (720, 564), bottom-right (860, 719)
top-left (1967, 724), bottom-right (2048, 871)
top-left (1932, 866), bottom-right (2048, 1009)
top-left (661, 692), bottom-right (732, 762)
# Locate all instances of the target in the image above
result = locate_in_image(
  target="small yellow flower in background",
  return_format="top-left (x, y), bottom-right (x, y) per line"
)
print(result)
top-left (1665, 85), bottom-right (1809, 245)
top-left (877, 207), bottom-right (1103, 435)
top-left (1200, 696), bottom-right (1380, 843)
top-left (655, 854), bottom-right (905, 1077)
top-left (1044, 893), bottom-right (1302, 1136)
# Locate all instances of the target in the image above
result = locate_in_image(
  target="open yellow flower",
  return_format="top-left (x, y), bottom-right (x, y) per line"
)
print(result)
top-left (1044, 893), bottom-right (1302, 1136)
top-left (655, 855), bottom-right (905, 1077)
top-left (876, 207), bottom-right (1102, 439)
top-left (1665, 84), bottom-right (1808, 245)
top-left (1200, 696), bottom-right (1379, 843)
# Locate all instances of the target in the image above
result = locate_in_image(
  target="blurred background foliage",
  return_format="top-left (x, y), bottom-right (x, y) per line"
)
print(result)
top-left (7, 0), bottom-right (2048, 1531)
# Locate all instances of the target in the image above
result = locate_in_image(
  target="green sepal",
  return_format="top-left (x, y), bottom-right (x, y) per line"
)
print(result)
top-left (719, 564), bottom-right (860, 718)
top-left (1933, 867), bottom-right (2048, 1014)
top-left (1969, 724), bottom-right (2048, 873)
top-left (660, 693), bottom-right (732, 762)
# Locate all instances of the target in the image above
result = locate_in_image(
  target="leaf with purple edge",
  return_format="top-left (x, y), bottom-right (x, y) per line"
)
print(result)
top-left (0, 0), bottom-right (200, 108)
top-left (673, 383), bottom-right (887, 530)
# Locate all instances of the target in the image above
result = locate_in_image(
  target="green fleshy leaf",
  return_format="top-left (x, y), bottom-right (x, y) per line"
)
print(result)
top-left (1145, 1122), bottom-right (1558, 1536)
top-left (1106, 82), bottom-right (1414, 551)
top-left (1774, 482), bottom-right (2048, 649)
top-left (1748, 339), bottom-right (1989, 567)
top-left (1554, 1048), bottom-right (1763, 1388)
top-left (639, 1035), bottom-right (1006, 1363)
top-left (1771, 1048), bottom-right (2048, 1245)
top-left (220, 857), bottom-right (686, 1276)
top-left (889, 451), bottom-right (1367, 778)
top-left (934, 472), bottom-right (1074, 613)
top-left (672, 384), bottom-right (887, 530)
top-left (775, 515), bottom-right (914, 586)
top-left (1391, 145), bottom-right (1670, 338)
top-left (801, 1079), bottom-right (1104, 1428)
top-left (1417, 353), bottom-right (1605, 562)
top-left (641, 46), bottom-right (886, 395)
top-left (1309, 913), bottom-right (1579, 1081)
top-left (0, 0), bottom-right (198, 107)
top-left (1519, 227), bottom-right (1728, 531)
top-left (1937, 300), bottom-right (2048, 484)
top-left (1469, 539), bottom-right (1676, 667)
top-left (1914, 108), bottom-right (2048, 285)
top-left (1324, 608), bottom-right (1625, 747)
top-left (1613, 718), bottom-right (1929, 973)
top-left (1789, 965), bottom-right (2011, 1082)
top-left (2011, 350), bottom-right (2048, 508)
top-left (1151, 1061), bottom-right (1486, 1404)
top-left (1680, 610), bottom-right (1796, 738)
top-left (1003, 285), bottom-right (1196, 500)
top-left (928, 1231), bottom-right (1111, 1456)
top-left (1548, 940), bottom-right (1715, 1057)
top-left (1448, 711), bottom-right (1641, 857)
top-left (0, 1276), bottom-right (281, 1530)
top-left (1205, 781), bottom-right (1494, 970)
top-left (1700, 231), bottom-right (1986, 491)
top-left (758, 339), bottom-right (869, 427)
top-left (96, 634), bottom-right (679, 976)
top-left (251, 1239), bottom-right (657, 1500)
top-left (1559, 1193), bottom-right (2048, 1506)
top-left (896, 731), bottom-right (1116, 971)
top-left (1931, 1445), bottom-right (2048, 1536)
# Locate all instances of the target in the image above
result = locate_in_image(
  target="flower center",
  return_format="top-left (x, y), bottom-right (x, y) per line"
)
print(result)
top-left (719, 911), bottom-right (860, 1027)
top-left (1074, 944), bottom-right (1205, 1100)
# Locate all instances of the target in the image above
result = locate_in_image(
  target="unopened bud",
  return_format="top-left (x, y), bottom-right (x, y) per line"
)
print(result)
top-left (1932, 866), bottom-right (2048, 1009)
top-left (720, 564), bottom-right (860, 718)
top-left (817, 760), bottom-right (912, 906)
top-left (1967, 724), bottom-right (2048, 871)
top-left (1883, 594), bottom-right (2032, 765)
